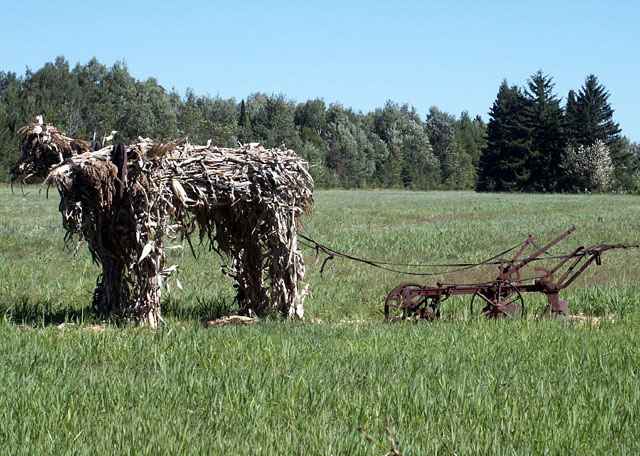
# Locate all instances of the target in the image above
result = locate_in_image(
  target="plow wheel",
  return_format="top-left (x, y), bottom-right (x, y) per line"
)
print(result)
top-left (385, 283), bottom-right (439, 321)
top-left (470, 281), bottom-right (525, 319)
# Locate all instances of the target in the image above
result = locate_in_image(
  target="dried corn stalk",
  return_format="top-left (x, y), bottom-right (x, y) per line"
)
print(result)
top-left (12, 119), bottom-right (314, 327)
top-left (10, 116), bottom-right (92, 180)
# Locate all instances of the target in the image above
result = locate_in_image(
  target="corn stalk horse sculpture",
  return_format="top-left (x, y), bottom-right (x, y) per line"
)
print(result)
top-left (11, 118), bottom-right (314, 327)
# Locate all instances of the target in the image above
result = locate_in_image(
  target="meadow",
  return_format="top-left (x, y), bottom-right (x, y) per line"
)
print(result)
top-left (1, 187), bottom-right (640, 454)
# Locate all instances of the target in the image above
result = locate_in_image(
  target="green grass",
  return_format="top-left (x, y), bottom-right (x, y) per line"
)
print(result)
top-left (1, 187), bottom-right (640, 454)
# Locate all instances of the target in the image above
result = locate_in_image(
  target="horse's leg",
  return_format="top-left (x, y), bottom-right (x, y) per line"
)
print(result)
top-left (93, 257), bottom-right (127, 317)
top-left (233, 240), bottom-right (268, 316)
top-left (134, 241), bottom-right (166, 328)
top-left (267, 228), bottom-right (307, 318)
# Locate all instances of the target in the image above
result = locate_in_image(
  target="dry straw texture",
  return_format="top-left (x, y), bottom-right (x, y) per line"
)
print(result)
top-left (12, 119), bottom-right (314, 327)
top-left (10, 115), bottom-right (92, 180)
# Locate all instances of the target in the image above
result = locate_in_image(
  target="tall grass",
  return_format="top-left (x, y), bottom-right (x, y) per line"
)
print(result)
top-left (1, 320), bottom-right (639, 454)
top-left (1, 187), bottom-right (639, 454)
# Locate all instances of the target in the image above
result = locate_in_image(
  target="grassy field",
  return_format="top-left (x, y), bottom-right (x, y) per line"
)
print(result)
top-left (1, 187), bottom-right (640, 454)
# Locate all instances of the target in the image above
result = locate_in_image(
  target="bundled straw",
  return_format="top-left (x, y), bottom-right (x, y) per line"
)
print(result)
top-left (10, 115), bottom-right (92, 181)
top-left (12, 119), bottom-right (314, 327)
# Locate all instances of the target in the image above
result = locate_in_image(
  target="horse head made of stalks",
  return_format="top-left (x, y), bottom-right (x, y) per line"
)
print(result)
top-left (10, 116), bottom-right (93, 184)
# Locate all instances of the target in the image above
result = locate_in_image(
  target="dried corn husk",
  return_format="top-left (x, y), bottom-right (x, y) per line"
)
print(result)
top-left (15, 118), bottom-right (314, 326)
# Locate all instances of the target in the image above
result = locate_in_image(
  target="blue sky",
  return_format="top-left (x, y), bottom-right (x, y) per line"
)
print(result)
top-left (2, 0), bottom-right (639, 139)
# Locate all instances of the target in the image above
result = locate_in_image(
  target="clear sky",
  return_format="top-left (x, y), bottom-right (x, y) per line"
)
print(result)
top-left (2, 0), bottom-right (638, 139)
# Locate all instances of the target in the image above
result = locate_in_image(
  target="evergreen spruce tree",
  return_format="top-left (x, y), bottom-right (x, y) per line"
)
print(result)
top-left (565, 75), bottom-right (629, 188)
top-left (477, 80), bottom-right (531, 191)
top-left (523, 70), bottom-right (565, 192)
top-left (565, 75), bottom-right (620, 147)
top-left (565, 89), bottom-right (579, 145)
top-left (238, 98), bottom-right (249, 143)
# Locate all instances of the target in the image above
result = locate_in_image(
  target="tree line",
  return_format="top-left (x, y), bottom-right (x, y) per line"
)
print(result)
top-left (1, 57), bottom-right (637, 191)
top-left (477, 71), bottom-right (638, 192)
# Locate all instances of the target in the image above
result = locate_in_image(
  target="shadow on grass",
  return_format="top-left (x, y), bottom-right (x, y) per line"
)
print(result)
top-left (162, 295), bottom-right (238, 322)
top-left (1, 293), bottom-right (240, 327)
top-left (0, 296), bottom-right (97, 326)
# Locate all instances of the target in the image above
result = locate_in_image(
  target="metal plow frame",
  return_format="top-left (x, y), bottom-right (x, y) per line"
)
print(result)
top-left (385, 227), bottom-right (637, 321)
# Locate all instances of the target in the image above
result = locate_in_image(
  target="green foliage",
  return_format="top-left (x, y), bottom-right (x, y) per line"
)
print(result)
top-left (477, 80), bottom-right (532, 191)
top-left (565, 75), bottom-right (630, 190)
top-left (72, 57), bottom-right (111, 138)
top-left (478, 72), bottom-right (628, 193)
top-left (426, 106), bottom-right (477, 189)
top-left (295, 98), bottom-right (327, 136)
top-left (244, 92), bottom-right (299, 150)
top-left (523, 70), bottom-right (565, 192)
top-left (238, 98), bottom-right (249, 144)
top-left (135, 78), bottom-right (179, 140)
top-left (565, 75), bottom-right (621, 148)
top-left (0, 57), bottom-right (473, 190)
top-left (622, 139), bottom-right (640, 192)
top-left (369, 101), bottom-right (438, 189)
top-left (455, 111), bottom-right (486, 167)
top-left (453, 111), bottom-right (486, 189)
top-left (0, 72), bottom-right (24, 181)
top-left (0, 57), bottom-right (634, 192)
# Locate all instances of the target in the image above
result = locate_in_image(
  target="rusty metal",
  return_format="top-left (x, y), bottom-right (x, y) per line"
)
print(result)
top-left (385, 227), bottom-right (638, 321)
